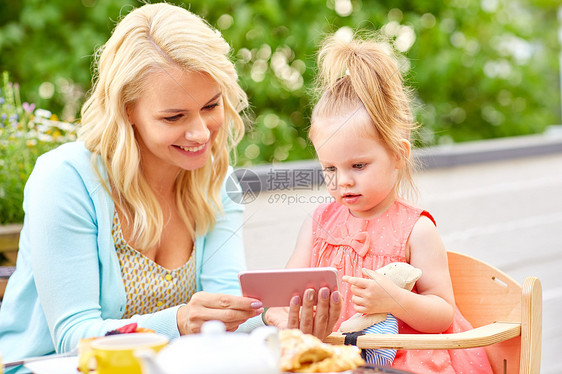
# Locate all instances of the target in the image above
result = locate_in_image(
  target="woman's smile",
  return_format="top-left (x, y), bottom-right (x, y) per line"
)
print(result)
top-left (173, 142), bottom-right (208, 154)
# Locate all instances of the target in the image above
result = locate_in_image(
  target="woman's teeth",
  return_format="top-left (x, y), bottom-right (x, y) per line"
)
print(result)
top-left (178, 144), bottom-right (205, 152)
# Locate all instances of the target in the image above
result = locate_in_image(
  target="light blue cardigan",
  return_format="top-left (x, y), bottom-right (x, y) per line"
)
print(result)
top-left (0, 142), bottom-right (263, 366)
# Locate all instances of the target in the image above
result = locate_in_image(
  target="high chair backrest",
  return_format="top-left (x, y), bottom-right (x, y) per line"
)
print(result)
top-left (447, 251), bottom-right (542, 374)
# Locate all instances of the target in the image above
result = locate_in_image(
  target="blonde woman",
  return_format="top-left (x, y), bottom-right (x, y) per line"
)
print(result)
top-left (0, 3), bottom-right (341, 367)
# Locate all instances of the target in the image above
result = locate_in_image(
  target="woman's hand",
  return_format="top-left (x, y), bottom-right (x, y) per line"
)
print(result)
top-left (286, 287), bottom-right (341, 340)
top-left (177, 291), bottom-right (264, 334)
top-left (262, 307), bottom-right (290, 329)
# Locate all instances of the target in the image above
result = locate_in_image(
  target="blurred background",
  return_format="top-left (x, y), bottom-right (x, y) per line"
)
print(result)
top-left (1, 0), bottom-right (561, 167)
top-left (1, 0), bottom-right (561, 223)
top-left (2, 2), bottom-right (561, 370)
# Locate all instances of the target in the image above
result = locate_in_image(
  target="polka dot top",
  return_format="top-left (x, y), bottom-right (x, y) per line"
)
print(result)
top-left (112, 212), bottom-right (197, 319)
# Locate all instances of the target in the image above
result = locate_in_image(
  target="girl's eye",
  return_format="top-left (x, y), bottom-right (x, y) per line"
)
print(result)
top-left (323, 166), bottom-right (336, 173)
top-left (353, 163), bottom-right (366, 170)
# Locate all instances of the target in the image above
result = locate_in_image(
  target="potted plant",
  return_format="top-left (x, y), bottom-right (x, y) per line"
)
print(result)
top-left (0, 71), bottom-right (76, 266)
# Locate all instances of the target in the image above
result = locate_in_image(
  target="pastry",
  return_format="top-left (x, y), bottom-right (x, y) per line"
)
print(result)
top-left (279, 329), bottom-right (365, 373)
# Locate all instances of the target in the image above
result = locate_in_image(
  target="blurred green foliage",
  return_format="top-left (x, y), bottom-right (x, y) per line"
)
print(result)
top-left (0, 72), bottom-right (77, 224)
top-left (0, 0), bottom-right (560, 168)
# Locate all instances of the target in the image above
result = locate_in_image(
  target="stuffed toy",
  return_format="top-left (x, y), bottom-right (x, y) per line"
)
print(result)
top-left (339, 262), bottom-right (422, 333)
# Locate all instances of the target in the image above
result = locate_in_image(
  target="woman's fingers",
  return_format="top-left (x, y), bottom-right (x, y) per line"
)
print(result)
top-left (326, 290), bottom-right (342, 336)
top-left (286, 288), bottom-right (341, 340)
top-left (287, 295), bottom-right (302, 328)
top-left (313, 287), bottom-right (330, 338)
top-left (299, 289), bottom-right (316, 334)
top-left (192, 291), bottom-right (263, 312)
top-left (264, 307), bottom-right (289, 329)
top-left (180, 292), bottom-right (263, 334)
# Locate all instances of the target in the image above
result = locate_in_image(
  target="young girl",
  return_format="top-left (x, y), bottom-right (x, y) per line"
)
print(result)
top-left (285, 33), bottom-right (494, 372)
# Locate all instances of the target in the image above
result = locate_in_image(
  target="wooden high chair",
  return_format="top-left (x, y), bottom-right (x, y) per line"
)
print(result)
top-left (324, 251), bottom-right (542, 374)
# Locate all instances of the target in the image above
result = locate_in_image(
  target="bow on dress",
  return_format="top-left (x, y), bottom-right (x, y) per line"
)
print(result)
top-left (322, 230), bottom-right (372, 259)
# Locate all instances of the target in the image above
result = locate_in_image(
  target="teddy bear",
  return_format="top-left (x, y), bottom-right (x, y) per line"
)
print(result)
top-left (338, 262), bottom-right (422, 333)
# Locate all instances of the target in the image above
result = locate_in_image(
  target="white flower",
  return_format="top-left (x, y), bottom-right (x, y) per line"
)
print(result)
top-left (34, 108), bottom-right (52, 118)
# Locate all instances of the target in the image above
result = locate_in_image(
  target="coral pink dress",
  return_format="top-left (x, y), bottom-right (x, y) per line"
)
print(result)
top-left (311, 200), bottom-right (493, 374)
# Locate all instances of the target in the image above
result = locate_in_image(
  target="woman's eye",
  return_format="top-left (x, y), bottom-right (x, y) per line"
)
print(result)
top-left (353, 163), bottom-right (366, 170)
top-left (163, 114), bottom-right (182, 122)
top-left (203, 102), bottom-right (220, 111)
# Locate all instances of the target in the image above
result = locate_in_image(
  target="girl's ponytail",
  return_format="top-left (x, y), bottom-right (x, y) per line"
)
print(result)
top-left (315, 33), bottom-right (413, 144)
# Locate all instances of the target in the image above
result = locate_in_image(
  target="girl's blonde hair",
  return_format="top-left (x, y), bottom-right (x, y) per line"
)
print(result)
top-left (310, 32), bottom-right (418, 198)
top-left (78, 3), bottom-right (247, 250)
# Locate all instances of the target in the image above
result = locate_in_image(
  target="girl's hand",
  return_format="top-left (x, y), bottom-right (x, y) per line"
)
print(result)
top-left (177, 291), bottom-right (264, 334)
top-left (343, 273), bottom-right (403, 315)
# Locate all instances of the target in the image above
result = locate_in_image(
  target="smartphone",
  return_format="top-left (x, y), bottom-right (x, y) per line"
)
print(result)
top-left (238, 267), bottom-right (339, 307)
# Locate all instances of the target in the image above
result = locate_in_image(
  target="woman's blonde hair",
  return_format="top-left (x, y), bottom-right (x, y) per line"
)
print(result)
top-left (78, 3), bottom-right (247, 250)
top-left (310, 32), bottom-right (418, 199)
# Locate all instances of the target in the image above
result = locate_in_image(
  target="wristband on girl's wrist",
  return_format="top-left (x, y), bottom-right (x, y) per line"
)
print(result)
top-left (261, 307), bottom-right (270, 325)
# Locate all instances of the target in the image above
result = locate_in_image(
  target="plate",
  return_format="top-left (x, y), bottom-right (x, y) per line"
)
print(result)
top-left (24, 358), bottom-right (413, 374)
top-left (24, 356), bottom-right (79, 374)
